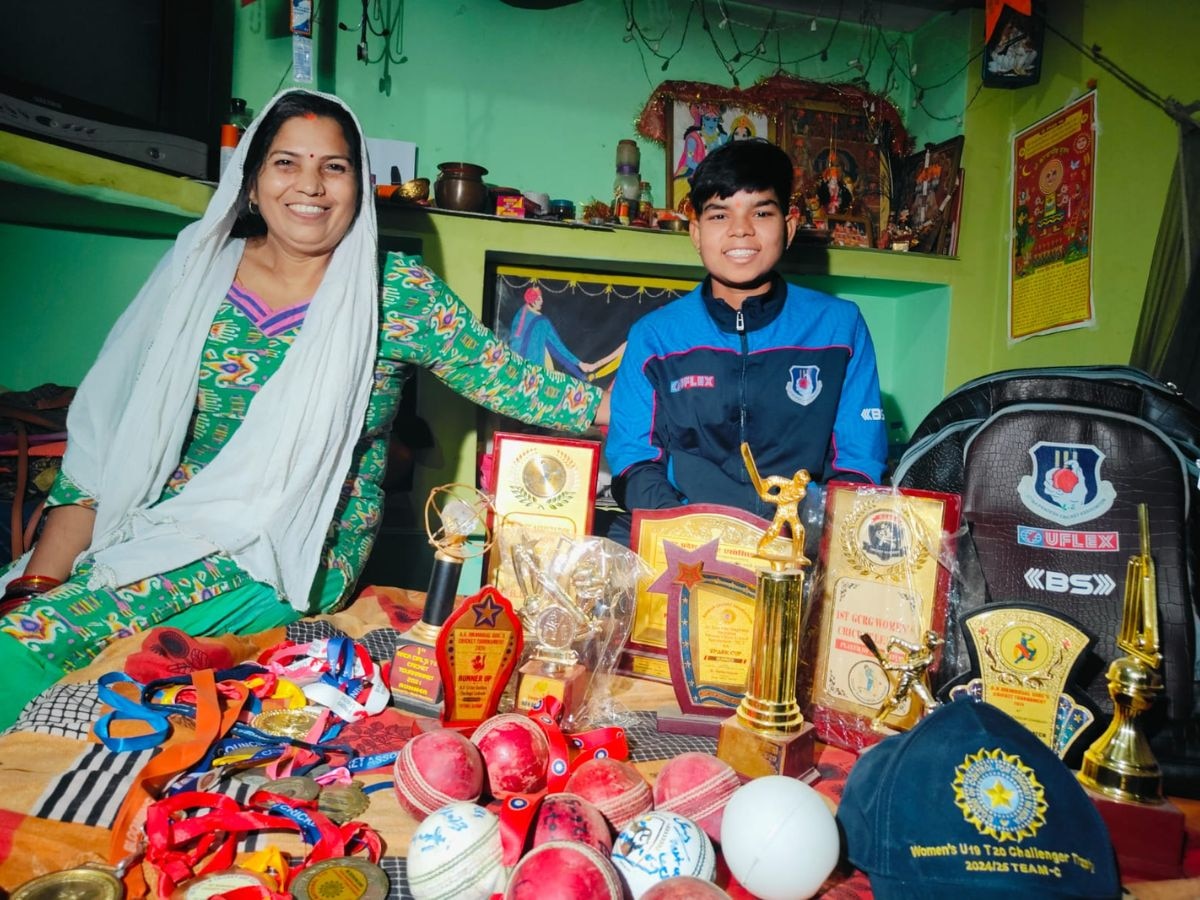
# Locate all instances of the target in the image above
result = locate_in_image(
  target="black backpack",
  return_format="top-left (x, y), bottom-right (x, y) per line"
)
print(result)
top-left (892, 366), bottom-right (1199, 739)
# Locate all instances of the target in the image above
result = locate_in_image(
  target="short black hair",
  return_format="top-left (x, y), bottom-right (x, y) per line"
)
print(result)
top-left (233, 90), bottom-right (364, 237)
top-left (688, 138), bottom-right (794, 213)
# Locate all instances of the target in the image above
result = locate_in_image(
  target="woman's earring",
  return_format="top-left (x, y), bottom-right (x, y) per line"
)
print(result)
top-left (248, 199), bottom-right (259, 216)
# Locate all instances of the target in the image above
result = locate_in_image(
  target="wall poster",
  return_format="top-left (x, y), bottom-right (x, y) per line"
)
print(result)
top-left (1008, 92), bottom-right (1097, 342)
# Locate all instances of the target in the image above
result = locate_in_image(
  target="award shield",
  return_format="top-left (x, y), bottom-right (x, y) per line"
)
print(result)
top-left (806, 482), bottom-right (959, 751)
top-left (715, 445), bottom-right (817, 781)
top-left (628, 504), bottom-right (785, 681)
top-left (436, 585), bottom-right (523, 730)
top-left (943, 603), bottom-right (1100, 762)
top-left (651, 538), bottom-right (757, 737)
top-left (390, 484), bottom-right (494, 718)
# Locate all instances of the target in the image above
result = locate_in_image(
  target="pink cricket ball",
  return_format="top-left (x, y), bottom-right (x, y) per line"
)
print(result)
top-left (532, 792), bottom-right (613, 855)
top-left (641, 876), bottom-right (733, 899)
top-left (652, 752), bottom-right (740, 842)
top-left (393, 728), bottom-right (485, 820)
top-left (564, 757), bottom-right (653, 833)
top-left (471, 713), bottom-right (550, 797)
top-left (504, 840), bottom-right (624, 900)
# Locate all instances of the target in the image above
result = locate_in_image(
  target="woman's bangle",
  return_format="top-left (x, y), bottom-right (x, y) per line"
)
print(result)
top-left (3, 574), bottom-right (63, 599)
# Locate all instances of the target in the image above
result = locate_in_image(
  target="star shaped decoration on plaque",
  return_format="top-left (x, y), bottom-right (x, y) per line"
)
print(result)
top-left (649, 538), bottom-right (723, 595)
top-left (471, 595), bottom-right (504, 627)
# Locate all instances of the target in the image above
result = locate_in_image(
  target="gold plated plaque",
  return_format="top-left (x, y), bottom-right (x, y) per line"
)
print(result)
top-left (808, 482), bottom-right (960, 745)
top-left (487, 433), bottom-right (600, 604)
top-left (627, 504), bottom-right (785, 681)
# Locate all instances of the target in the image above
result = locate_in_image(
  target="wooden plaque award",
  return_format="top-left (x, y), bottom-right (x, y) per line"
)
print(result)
top-left (653, 538), bottom-right (757, 736)
top-left (436, 586), bottom-right (523, 730)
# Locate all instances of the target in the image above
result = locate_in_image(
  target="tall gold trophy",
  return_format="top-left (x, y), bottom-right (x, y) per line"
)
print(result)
top-left (716, 444), bottom-right (816, 780)
top-left (1077, 503), bottom-right (1185, 877)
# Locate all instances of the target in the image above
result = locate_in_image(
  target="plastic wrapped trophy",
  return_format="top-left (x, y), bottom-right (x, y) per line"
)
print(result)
top-left (716, 443), bottom-right (817, 780)
top-left (389, 483), bottom-right (495, 717)
top-left (1077, 503), bottom-right (1186, 876)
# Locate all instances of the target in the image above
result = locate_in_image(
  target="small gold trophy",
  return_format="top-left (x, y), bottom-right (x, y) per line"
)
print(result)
top-left (1078, 503), bottom-right (1164, 801)
top-left (390, 483), bottom-right (494, 718)
top-left (1077, 503), bottom-right (1186, 877)
top-left (861, 630), bottom-right (943, 732)
top-left (716, 443), bottom-right (817, 780)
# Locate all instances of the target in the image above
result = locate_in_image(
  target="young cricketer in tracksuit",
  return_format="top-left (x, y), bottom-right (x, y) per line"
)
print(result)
top-left (605, 139), bottom-right (888, 537)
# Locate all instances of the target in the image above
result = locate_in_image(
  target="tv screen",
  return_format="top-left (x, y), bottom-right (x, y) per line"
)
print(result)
top-left (0, 0), bottom-right (233, 179)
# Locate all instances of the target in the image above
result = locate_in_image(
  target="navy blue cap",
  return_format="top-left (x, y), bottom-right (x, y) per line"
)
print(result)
top-left (837, 698), bottom-right (1120, 899)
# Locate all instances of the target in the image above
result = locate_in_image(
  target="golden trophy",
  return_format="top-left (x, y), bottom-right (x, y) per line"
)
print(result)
top-left (861, 630), bottom-right (942, 733)
top-left (716, 443), bottom-right (817, 780)
top-left (390, 483), bottom-right (494, 718)
top-left (1077, 503), bottom-right (1186, 877)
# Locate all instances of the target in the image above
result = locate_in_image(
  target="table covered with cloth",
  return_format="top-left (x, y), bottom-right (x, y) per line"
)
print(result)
top-left (0, 588), bottom-right (1195, 899)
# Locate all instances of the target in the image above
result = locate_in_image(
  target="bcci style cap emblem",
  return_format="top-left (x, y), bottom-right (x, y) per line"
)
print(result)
top-left (786, 364), bottom-right (822, 406)
top-left (952, 748), bottom-right (1047, 843)
top-left (1017, 442), bottom-right (1115, 525)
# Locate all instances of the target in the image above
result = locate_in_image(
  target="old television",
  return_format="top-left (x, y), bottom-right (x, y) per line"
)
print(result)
top-left (0, 0), bottom-right (233, 180)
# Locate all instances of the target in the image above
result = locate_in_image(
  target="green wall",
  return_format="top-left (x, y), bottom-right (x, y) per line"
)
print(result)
top-left (2, 0), bottom-right (1195, 430)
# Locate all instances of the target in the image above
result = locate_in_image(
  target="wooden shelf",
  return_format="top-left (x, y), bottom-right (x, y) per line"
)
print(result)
top-left (0, 131), bottom-right (213, 236)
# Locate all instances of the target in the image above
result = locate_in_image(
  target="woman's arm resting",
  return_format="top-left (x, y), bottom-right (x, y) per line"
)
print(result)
top-left (24, 505), bottom-right (96, 582)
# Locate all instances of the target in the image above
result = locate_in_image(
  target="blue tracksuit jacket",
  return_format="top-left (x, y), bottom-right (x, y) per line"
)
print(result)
top-left (606, 275), bottom-right (887, 519)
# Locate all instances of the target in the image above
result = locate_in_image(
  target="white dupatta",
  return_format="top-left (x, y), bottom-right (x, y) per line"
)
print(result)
top-left (2, 89), bottom-right (378, 611)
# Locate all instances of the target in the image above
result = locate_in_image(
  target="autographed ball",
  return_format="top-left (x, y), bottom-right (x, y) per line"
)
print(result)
top-left (393, 728), bottom-right (485, 819)
top-left (720, 776), bottom-right (840, 900)
top-left (505, 840), bottom-right (624, 900)
top-left (471, 713), bottom-right (550, 796)
top-left (652, 752), bottom-right (740, 842)
top-left (533, 792), bottom-right (613, 854)
top-left (565, 757), bottom-right (653, 833)
top-left (611, 811), bottom-right (716, 898)
top-left (641, 877), bottom-right (733, 899)
top-left (406, 802), bottom-right (506, 900)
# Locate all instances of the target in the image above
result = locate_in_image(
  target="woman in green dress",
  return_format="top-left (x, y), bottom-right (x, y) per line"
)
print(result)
top-left (0, 90), bottom-right (605, 728)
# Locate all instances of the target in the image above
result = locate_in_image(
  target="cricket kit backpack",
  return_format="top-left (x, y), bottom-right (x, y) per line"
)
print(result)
top-left (892, 366), bottom-right (1200, 759)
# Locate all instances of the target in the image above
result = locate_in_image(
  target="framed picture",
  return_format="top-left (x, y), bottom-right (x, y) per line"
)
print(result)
top-left (666, 99), bottom-right (776, 212)
top-left (892, 136), bottom-right (964, 255)
top-left (983, 0), bottom-right (1044, 88)
top-left (826, 214), bottom-right (873, 249)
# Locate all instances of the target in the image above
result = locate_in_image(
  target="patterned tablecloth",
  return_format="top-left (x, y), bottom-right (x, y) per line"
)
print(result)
top-left (0, 587), bottom-right (1190, 898)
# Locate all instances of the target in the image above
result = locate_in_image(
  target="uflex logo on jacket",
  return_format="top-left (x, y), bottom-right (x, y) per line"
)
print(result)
top-left (1017, 442), bottom-right (1115, 525)
top-left (786, 365), bottom-right (822, 406)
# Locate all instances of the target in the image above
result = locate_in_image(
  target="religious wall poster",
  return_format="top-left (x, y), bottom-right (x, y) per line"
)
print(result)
top-left (1008, 91), bottom-right (1096, 342)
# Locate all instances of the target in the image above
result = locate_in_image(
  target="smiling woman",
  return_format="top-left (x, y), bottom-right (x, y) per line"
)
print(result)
top-left (0, 89), bottom-right (606, 728)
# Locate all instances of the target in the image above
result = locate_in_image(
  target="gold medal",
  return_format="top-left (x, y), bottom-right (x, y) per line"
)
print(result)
top-left (260, 775), bottom-right (321, 802)
top-left (290, 858), bottom-right (389, 900)
top-left (317, 782), bottom-right (371, 824)
top-left (251, 705), bottom-right (323, 740)
top-left (12, 866), bottom-right (124, 900)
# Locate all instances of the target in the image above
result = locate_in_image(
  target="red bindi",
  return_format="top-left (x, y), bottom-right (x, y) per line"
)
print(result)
top-left (303, 112), bottom-right (317, 120)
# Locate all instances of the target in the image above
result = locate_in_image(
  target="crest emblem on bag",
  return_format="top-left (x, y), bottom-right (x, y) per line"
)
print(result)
top-left (786, 365), bottom-right (822, 406)
top-left (1017, 442), bottom-right (1115, 525)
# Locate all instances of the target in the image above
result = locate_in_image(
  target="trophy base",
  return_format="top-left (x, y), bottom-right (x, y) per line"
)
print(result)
top-left (655, 703), bottom-right (727, 738)
top-left (515, 660), bottom-right (589, 717)
top-left (390, 638), bottom-right (445, 718)
top-left (617, 646), bottom-right (671, 683)
top-left (1082, 786), bottom-right (1186, 880)
top-left (716, 715), bottom-right (817, 782)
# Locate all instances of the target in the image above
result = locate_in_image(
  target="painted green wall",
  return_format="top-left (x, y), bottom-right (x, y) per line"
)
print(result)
top-left (2, 0), bottom-right (1194, 437)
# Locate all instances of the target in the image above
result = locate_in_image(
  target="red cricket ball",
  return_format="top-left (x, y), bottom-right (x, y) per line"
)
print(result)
top-left (641, 876), bottom-right (732, 899)
top-left (532, 792), bottom-right (613, 855)
top-left (471, 713), bottom-right (550, 796)
top-left (564, 757), bottom-right (652, 833)
top-left (393, 727), bottom-right (485, 820)
top-left (652, 752), bottom-right (740, 842)
top-left (504, 840), bottom-right (623, 900)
